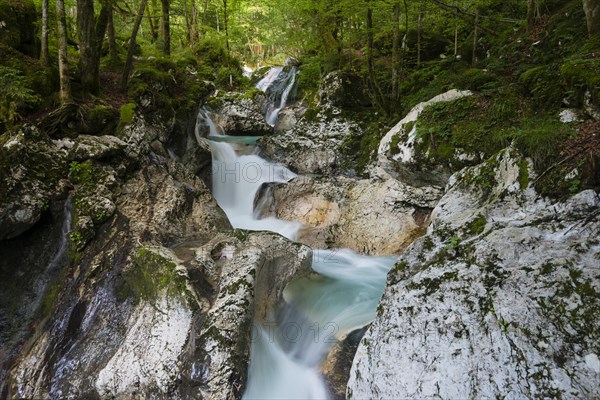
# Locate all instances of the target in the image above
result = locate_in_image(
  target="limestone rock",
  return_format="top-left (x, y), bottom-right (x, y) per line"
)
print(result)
top-left (192, 233), bottom-right (312, 399)
top-left (54, 135), bottom-right (127, 162)
top-left (263, 175), bottom-right (440, 254)
top-left (374, 89), bottom-right (473, 188)
top-left (318, 71), bottom-right (371, 110)
top-left (213, 92), bottom-right (273, 136)
top-left (260, 116), bottom-right (363, 175)
top-left (0, 125), bottom-right (66, 240)
top-left (348, 149), bottom-right (600, 399)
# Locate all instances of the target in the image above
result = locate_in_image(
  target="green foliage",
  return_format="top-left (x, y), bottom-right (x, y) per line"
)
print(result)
top-left (297, 59), bottom-right (322, 95)
top-left (519, 65), bottom-right (563, 110)
top-left (504, 117), bottom-right (577, 166)
top-left (560, 57), bottom-right (600, 106)
top-left (69, 160), bottom-right (96, 187)
top-left (0, 66), bottom-right (40, 127)
top-left (466, 214), bottom-right (487, 235)
top-left (119, 103), bottom-right (137, 126)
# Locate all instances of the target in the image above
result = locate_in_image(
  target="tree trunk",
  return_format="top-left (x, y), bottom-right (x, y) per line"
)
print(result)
top-left (401, 0), bottom-right (409, 72)
top-left (454, 23), bottom-right (458, 56)
top-left (472, 7), bottom-right (479, 65)
top-left (527, 0), bottom-right (535, 30)
top-left (215, 0), bottom-right (220, 32)
top-left (56, 0), bottom-right (72, 104)
top-left (40, 0), bottom-right (49, 66)
top-left (122, 0), bottom-right (148, 90)
top-left (190, 0), bottom-right (199, 44)
top-left (93, 2), bottom-right (109, 82)
top-left (148, 0), bottom-right (158, 42)
top-left (160, 0), bottom-right (170, 55)
top-left (223, 0), bottom-right (231, 86)
top-left (107, 2), bottom-right (119, 63)
top-left (201, 0), bottom-right (209, 28)
top-left (417, 9), bottom-right (422, 68)
top-left (391, 1), bottom-right (401, 101)
top-left (183, 0), bottom-right (191, 44)
top-left (77, 0), bottom-right (98, 93)
top-left (583, 0), bottom-right (600, 36)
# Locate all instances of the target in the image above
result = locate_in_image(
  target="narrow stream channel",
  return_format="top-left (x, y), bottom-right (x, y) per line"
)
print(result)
top-left (204, 66), bottom-right (397, 399)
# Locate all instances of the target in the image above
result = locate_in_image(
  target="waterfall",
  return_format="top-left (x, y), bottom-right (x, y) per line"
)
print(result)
top-left (48, 197), bottom-right (73, 272)
top-left (200, 110), bottom-right (302, 240)
top-left (255, 61), bottom-right (298, 127)
top-left (200, 107), bottom-right (396, 399)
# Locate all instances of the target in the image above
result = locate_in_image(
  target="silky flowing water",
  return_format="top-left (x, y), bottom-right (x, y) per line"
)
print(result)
top-left (203, 66), bottom-right (396, 399)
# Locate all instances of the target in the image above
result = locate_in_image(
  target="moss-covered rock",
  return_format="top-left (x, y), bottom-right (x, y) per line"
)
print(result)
top-left (86, 105), bottom-right (118, 136)
top-left (121, 247), bottom-right (193, 305)
top-left (0, 125), bottom-right (66, 239)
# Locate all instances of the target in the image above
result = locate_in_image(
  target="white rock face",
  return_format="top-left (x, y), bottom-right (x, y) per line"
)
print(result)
top-left (378, 89), bottom-right (472, 157)
top-left (95, 296), bottom-right (193, 397)
top-left (348, 149), bottom-right (600, 399)
top-left (267, 175), bottom-right (441, 254)
top-left (213, 92), bottom-right (273, 136)
top-left (54, 135), bottom-right (127, 161)
top-left (559, 108), bottom-right (584, 123)
top-left (261, 115), bottom-right (362, 174)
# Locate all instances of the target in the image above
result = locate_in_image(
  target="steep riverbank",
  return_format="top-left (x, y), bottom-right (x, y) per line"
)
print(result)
top-left (0, 59), bottom-right (598, 400)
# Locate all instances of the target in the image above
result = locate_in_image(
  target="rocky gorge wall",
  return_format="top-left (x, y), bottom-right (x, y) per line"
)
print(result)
top-left (0, 103), bottom-right (312, 399)
top-left (0, 64), bottom-right (598, 400)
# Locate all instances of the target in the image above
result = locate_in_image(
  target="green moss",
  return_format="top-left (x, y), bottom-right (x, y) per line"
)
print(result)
top-left (519, 65), bottom-right (564, 110)
top-left (518, 159), bottom-right (530, 190)
top-left (389, 132), bottom-right (402, 155)
top-left (461, 154), bottom-right (500, 199)
top-left (560, 57), bottom-right (600, 106)
top-left (39, 281), bottom-right (61, 319)
top-left (121, 248), bottom-right (191, 304)
top-left (86, 105), bottom-right (117, 135)
top-left (466, 214), bottom-right (487, 235)
top-left (69, 160), bottom-right (97, 187)
top-left (540, 261), bottom-right (556, 275)
top-left (406, 270), bottom-right (459, 297)
top-left (422, 236), bottom-right (435, 251)
top-left (119, 103), bottom-right (137, 126)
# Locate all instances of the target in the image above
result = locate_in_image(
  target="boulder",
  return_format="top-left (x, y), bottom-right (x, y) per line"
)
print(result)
top-left (374, 89), bottom-right (473, 188)
top-left (261, 175), bottom-right (441, 254)
top-left (0, 125), bottom-right (66, 240)
top-left (54, 135), bottom-right (127, 162)
top-left (213, 92), bottom-right (273, 136)
top-left (260, 115), bottom-right (363, 175)
top-left (318, 71), bottom-right (371, 109)
top-left (348, 149), bottom-right (600, 399)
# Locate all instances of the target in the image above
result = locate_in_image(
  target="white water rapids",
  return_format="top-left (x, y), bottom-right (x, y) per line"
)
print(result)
top-left (203, 66), bottom-right (396, 399)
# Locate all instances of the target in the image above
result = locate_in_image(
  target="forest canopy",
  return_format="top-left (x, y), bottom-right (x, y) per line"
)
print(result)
top-left (0, 0), bottom-right (599, 126)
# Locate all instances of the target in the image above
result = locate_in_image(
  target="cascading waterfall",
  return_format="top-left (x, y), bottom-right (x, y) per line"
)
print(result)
top-left (205, 107), bottom-right (302, 239)
top-left (201, 71), bottom-right (396, 398)
top-left (256, 61), bottom-right (298, 126)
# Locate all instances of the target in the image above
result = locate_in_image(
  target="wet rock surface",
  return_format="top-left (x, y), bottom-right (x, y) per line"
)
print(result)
top-left (0, 110), bottom-right (310, 399)
top-left (260, 115), bottom-right (363, 175)
top-left (212, 92), bottom-right (273, 136)
top-left (0, 125), bottom-right (66, 240)
top-left (348, 149), bottom-right (600, 399)
top-left (260, 175), bottom-right (438, 254)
